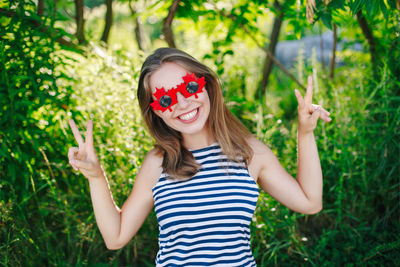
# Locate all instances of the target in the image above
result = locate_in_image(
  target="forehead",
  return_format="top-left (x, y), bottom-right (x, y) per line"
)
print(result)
top-left (149, 62), bottom-right (189, 92)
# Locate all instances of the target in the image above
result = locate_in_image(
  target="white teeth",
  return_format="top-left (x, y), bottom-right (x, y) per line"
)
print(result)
top-left (179, 109), bottom-right (198, 121)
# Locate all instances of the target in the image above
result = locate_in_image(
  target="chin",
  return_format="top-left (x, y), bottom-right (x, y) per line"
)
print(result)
top-left (170, 109), bottom-right (210, 136)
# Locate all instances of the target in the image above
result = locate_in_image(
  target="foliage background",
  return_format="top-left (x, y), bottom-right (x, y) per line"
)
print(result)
top-left (1, 0), bottom-right (399, 266)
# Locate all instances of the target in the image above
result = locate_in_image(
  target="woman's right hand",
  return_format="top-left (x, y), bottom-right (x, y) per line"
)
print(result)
top-left (68, 119), bottom-right (104, 180)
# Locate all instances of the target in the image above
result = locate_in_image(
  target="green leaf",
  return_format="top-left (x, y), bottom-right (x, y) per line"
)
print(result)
top-left (351, 0), bottom-right (367, 15)
top-left (365, 0), bottom-right (374, 16)
top-left (379, 0), bottom-right (388, 20)
top-left (223, 49), bottom-right (234, 56)
top-left (321, 12), bottom-right (333, 29)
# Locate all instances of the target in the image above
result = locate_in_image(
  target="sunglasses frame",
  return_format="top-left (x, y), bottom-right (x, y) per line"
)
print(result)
top-left (150, 73), bottom-right (206, 112)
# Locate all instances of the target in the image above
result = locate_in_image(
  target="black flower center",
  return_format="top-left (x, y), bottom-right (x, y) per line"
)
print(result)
top-left (159, 95), bottom-right (172, 107)
top-left (186, 81), bottom-right (199, 94)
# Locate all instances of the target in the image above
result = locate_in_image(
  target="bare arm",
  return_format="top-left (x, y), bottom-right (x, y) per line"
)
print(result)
top-left (68, 119), bottom-right (162, 249)
top-left (296, 131), bottom-right (323, 211)
top-left (110, 149), bottom-right (162, 249)
top-left (75, 149), bottom-right (161, 249)
top-left (248, 137), bottom-right (322, 214)
top-left (248, 76), bottom-right (331, 214)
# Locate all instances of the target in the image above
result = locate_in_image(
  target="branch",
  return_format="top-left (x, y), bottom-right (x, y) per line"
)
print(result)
top-left (0, 8), bottom-right (81, 51)
top-left (100, 0), bottom-right (113, 44)
top-left (74, 0), bottom-right (86, 44)
top-left (258, 1), bottom-right (285, 98)
top-left (356, 9), bottom-right (378, 78)
top-left (162, 0), bottom-right (180, 48)
top-left (329, 23), bottom-right (337, 79)
top-left (129, 0), bottom-right (144, 50)
top-left (215, 7), bottom-right (305, 90)
top-left (37, 0), bottom-right (44, 16)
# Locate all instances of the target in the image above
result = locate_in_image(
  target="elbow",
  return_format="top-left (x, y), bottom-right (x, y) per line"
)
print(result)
top-left (106, 244), bottom-right (122, 250)
top-left (304, 203), bottom-right (323, 215)
top-left (105, 239), bottom-right (125, 250)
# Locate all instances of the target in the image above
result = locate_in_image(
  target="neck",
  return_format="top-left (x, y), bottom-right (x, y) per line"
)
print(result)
top-left (182, 126), bottom-right (215, 150)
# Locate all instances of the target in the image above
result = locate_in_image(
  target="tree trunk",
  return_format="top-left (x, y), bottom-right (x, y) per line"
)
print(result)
top-left (329, 23), bottom-right (337, 79)
top-left (129, 1), bottom-right (144, 51)
top-left (356, 9), bottom-right (378, 78)
top-left (215, 5), bottom-right (305, 91)
top-left (37, 0), bottom-right (44, 16)
top-left (163, 0), bottom-right (180, 48)
top-left (101, 0), bottom-right (113, 44)
top-left (74, 0), bottom-right (86, 44)
top-left (257, 1), bottom-right (284, 100)
top-left (134, 16), bottom-right (143, 50)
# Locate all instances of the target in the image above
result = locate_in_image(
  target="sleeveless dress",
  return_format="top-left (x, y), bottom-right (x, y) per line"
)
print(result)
top-left (152, 143), bottom-right (260, 266)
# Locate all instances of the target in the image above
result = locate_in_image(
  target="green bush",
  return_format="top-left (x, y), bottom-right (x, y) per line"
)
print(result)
top-left (0, 1), bottom-right (157, 264)
top-left (246, 56), bottom-right (400, 266)
top-left (0, 0), bottom-right (75, 265)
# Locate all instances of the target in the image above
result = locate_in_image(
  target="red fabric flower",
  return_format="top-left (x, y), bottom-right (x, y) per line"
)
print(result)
top-left (176, 73), bottom-right (206, 99)
top-left (150, 87), bottom-right (178, 112)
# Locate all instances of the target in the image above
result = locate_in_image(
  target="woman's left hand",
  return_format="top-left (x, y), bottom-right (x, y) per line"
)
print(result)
top-left (294, 75), bottom-right (332, 135)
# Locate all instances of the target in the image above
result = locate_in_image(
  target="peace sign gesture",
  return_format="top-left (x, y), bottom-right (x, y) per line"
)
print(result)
top-left (294, 76), bottom-right (332, 135)
top-left (68, 119), bottom-right (104, 180)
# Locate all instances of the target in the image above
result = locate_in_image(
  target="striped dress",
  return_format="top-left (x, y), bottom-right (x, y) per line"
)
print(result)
top-left (152, 143), bottom-right (260, 266)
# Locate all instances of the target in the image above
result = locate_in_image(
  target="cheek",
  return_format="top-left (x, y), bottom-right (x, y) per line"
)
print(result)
top-left (156, 110), bottom-right (175, 125)
top-left (202, 90), bottom-right (211, 106)
top-left (157, 112), bottom-right (171, 122)
top-left (152, 109), bottom-right (162, 118)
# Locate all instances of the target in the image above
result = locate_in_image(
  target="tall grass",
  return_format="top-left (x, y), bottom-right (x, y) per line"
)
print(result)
top-left (242, 53), bottom-right (400, 266)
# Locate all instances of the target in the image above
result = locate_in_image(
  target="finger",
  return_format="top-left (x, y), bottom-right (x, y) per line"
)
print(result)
top-left (68, 150), bottom-right (79, 171)
top-left (69, 159), bottom-right (89, 170)
top-left (312, 104), bottom-right (330, 115)
top-left (320, 108), bottom-right (332, 122)
top-left (312, 105), bottom-right (331, 121)
top-left (311, 104), bottom-right (320, 112)
top-left (68, 147), bottom-right (79, 160)
top-left (312, 106), bottom-right (322, 121)
top-left (321, 107), bottom-right (331, 116)
top-left (69, 119), bottom-right (85, 146)
top-left (71, 164), bottom-right (78, 171)
top-left (85, 119), bottom-right (94, 147)
top-left (305, 75), bottom-right (313, 105)
top-left (294, 89), bottom-right (305, 110)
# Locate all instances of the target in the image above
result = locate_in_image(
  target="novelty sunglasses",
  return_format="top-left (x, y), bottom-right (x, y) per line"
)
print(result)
top-left (150, 73), bottom-right (206, 112)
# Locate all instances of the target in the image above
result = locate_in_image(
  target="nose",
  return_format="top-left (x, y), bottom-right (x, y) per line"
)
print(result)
top-left (175, 92), bottom-right (190, 109)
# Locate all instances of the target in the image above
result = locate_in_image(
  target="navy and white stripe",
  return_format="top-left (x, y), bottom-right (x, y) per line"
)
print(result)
top-left (152, 143), bottom-right (259, 267)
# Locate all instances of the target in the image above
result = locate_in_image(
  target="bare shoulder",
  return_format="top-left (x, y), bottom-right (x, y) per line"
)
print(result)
top-left (135, 147), bottom-right (163, 189)
top-left (246, 135), bottom-right (275, 181)
top-left (246, 135), bottom-right (273, 155)
top-left (142, 147), bottom-right (163, 166)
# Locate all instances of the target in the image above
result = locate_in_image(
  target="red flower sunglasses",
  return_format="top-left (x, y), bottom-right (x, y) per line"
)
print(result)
top-left (150, 73), bottom-right (206, 112)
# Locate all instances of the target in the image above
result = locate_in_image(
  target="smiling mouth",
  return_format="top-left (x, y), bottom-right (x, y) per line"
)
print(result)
top-left (178, 108), bottom-right (199, 122)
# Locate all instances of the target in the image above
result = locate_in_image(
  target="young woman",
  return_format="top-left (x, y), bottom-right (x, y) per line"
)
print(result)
top-left (68, 47), bottom-right (331, 266)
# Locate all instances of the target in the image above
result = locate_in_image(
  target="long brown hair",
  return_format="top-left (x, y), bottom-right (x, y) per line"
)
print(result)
top-left (137, 47), bottom-right (253, 180)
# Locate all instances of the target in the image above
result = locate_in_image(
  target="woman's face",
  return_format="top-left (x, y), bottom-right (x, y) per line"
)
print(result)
top-left (149, 62), bottom-right (211, 138)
